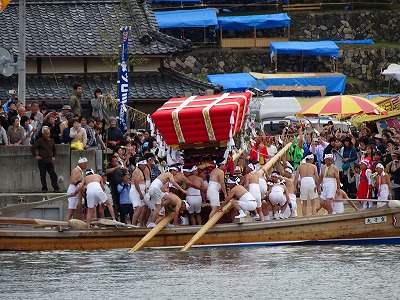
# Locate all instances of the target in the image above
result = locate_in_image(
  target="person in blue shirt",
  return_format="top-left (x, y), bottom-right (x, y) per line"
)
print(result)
top-left (117, 172), bottom-right (133, 224)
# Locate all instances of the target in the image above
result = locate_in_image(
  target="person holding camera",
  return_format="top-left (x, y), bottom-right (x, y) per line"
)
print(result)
top-left (91, 88), bottom-right (108, 122)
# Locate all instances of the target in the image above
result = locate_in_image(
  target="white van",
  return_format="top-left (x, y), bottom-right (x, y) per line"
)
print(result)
top-left (256, 97), bottom-right (301, 135)
top-left (284, 116), bottom-right (353, 133)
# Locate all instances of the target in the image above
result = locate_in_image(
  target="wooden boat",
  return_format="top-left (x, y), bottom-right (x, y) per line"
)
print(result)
top-left (1, 206), bottom-right (400, 251)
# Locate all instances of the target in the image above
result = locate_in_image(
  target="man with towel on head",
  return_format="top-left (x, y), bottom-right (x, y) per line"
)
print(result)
top-left (130, 158), bottom-right (150, 226)
top-left (317, 154), bottom-right (341, 214)
top-left (65, 157), bottom-right (87, 221)
top-left (244, 163), bottom-right (264, 221)
top-left (207, 158), bottom-right (228, 219)
top-left (220, 177), bottom-right (257, 220)
top-left (72, 169), bottom-right (116, 228)
top-left (375, 163), bottom-right (392, 207)
top-left (294, 153), bottom-right (319, 217)
top-left (184, 165), bottom-right (205, 225)
top-left (147, 165), bottom-right (188, 228)
top-left (267, 171), bottom-right (293, 219)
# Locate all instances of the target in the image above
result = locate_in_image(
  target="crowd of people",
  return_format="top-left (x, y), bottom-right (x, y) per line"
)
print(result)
top-left (2, 85), bottom-right (400, 227)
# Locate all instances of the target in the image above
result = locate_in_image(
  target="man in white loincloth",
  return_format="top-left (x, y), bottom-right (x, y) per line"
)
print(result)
top-left (130, 159), bottom-right (150, 226)
top-left (317, 154), bottom-right (341, 215)
top-left (244, 163), bottom-right (264, 221)
top-left (375, 163), bottom-right (392, 207)
top-left (267, 172), bottom-right (293, 219)
top-left (72, 169), bottom-right (116, 228)
top-left (147, 166), bottom-right (188, 228)
top-left (220, 178), bottom-right (257, 220)
top-left (65, 157), bottom-right (87, 221)
top-left (279, 166), bottom-right (298, 218)
top-left (294, 154), bottom-right (319, 217)
top-left (207, 159), bottom-right (227, 219)
top-left (184, 166), bottom-right (205, 225)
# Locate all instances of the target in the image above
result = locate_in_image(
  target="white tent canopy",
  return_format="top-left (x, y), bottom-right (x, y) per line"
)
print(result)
top-left (382, 64), bottom-right (400, 81)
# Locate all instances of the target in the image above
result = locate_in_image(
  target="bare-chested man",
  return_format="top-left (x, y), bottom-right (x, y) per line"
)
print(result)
top-left (279, 166), bottom-right (298, 218)
top-left (157, 193), bottom-right (190, 226)
top-left (65, 157), bottom-right (87, 221)
top-left (375, 163), bottom-right (392, 206)
top-left (130, 159), bottom-right (149, 226)
top-left (184, 166), bottom-right (205, 225)
top-left (244, 163), bottom-right (264, 221)
top-left (207, 159), bottom-right (228, 219)
top-left (147, 166), bottom-right (188, 228)
top-left (220, 179), bottom-right (257, 220)
top-left (317, 154), bottom-right (341, 214)
top-left (72, 169), bottom-right (116, 228)
top-left (267, 172), bottom-right (293, 219)
top-left (294, 154), bottom-right (319, 217)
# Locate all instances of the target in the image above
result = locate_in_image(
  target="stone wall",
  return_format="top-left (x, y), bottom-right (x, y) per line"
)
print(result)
top-left (164, 11), bottom-right (400, 93)
top-left (0, 146), bottom-right (97, 193)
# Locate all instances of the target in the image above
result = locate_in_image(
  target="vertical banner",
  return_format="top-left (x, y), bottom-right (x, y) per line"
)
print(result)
top-left (118, 26), bottom-right (131, 133)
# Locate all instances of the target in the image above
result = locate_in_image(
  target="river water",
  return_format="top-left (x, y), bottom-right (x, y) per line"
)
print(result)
top-left (1, 245), bottom-right (399, 300)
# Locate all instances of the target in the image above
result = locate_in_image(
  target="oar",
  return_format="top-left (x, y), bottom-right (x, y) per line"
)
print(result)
top-left (180, 143), bottom-right (292, 252)
top-left (129, 212), bottom-right (175, 252)
top-left (0, 217), bottom-right (68, 226)
top-left (180, 201), bottom-right (233, 252)
top-left (0, 194), bottom-right (68, 217)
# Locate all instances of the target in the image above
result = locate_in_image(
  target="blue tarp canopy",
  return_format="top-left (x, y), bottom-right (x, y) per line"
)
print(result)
top-left (260, 75), bottom-right (346, 95)
top-left (206, 73), bottom-right (267, 92)
top-left (154, 8), bottom-right (218, 29)
top-left (270, 41), bottom-right (340, 58)
top-left (217, 13), bottom-right (291, 31)
top-left (207, 72), bottom-right (346, 95)
top-left (334, 39), bottom-right (374, 44)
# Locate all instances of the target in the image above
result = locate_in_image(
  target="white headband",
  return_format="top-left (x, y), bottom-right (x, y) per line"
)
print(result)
top-left (78, 157), bottom-right (88, 164)
top-left (324, 154), bottom-right (333, 159)
top-left (137, 160), bottom-right (147, 165)
top-left (285, 167), bottom-right (293, 174)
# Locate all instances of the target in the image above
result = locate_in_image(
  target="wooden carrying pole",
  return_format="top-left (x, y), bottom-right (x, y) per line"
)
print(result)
top-left (180, 143), bottom-right (293, 252)
top-left (129, 212), bottom-right (175, 253)
top-left (0, 194), bottom-right (68, 217)
top-left (180, 201), bottom-right (233, 252)
top-left (0, 217), bottom-right (68, 227)
top-left (258, 142), bottom-right (292, 175)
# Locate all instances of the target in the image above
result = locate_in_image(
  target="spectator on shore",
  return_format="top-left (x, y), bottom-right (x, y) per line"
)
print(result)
top-left (70, 118), bottom-right (87, 150)
top-left (107, 117), bottom-right (124, 151)
top-left (59, 105), bottom-right (72, 122)
top-left (7, 116), bottom-right (25, 146)
top-left (17, 106), bottom-right (26, 121)
top-left (7, 101), bottom-right (18, 125)
top-left (60, 112), bottom-right (74, 136)
top-left (69, 83), bottom-right (83, 117)
top-left (30, 126), bottom-right (60, 192)
top-left (20, 116), bottom-right (34, 145)
top-left (39, 114), bottom-right (61, 144)
top-left (26, 101), bottom-right (43, 141)
top-left (91, 88), bottom-right (107, 122)
top-left (80, 115), bottom-right (96, 149)
top-left (0, 120), bottom-right (8, 145)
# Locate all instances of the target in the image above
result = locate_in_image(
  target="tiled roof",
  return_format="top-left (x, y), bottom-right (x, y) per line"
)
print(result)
top-left (0, 68), bottom-right (222, 102)
top-left (0, 0), bottom-right (193, 57)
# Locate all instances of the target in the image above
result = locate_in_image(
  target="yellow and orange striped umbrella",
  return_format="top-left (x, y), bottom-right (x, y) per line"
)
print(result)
top-left (296, 95), bottom-right (388, 118)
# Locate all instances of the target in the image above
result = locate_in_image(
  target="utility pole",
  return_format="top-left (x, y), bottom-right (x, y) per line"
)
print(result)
top-left (18, 0), bottom-right (26, 106)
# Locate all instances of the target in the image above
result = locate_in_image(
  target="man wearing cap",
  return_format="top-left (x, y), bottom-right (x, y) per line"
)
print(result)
top-left (317, 154), bottom-right (341, 214)
top-left (65, 157), bottom-right (88, 221)
top-left (220, 178), bottom-right (257, 220)
top-left (294, 154), bottom-right (319, 217)
top-left (72, 169), bottom-right (116, 228)
top-left (267, 171), bottom-right (293, 219)
top-left (130, 159), bottom-right (150, 226)
top-left (244, 163), bottom-right (264, 221)
top-left (184, 166), bottom-right (205, 225)
top-left (207, 159), bottom-right (228, 219)
top-left (147, 166), bottom-right (188, 227)
top-left (375, 163), bottom-right (391, 206)
top-left (59, 105), bottom-right (72, 122)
